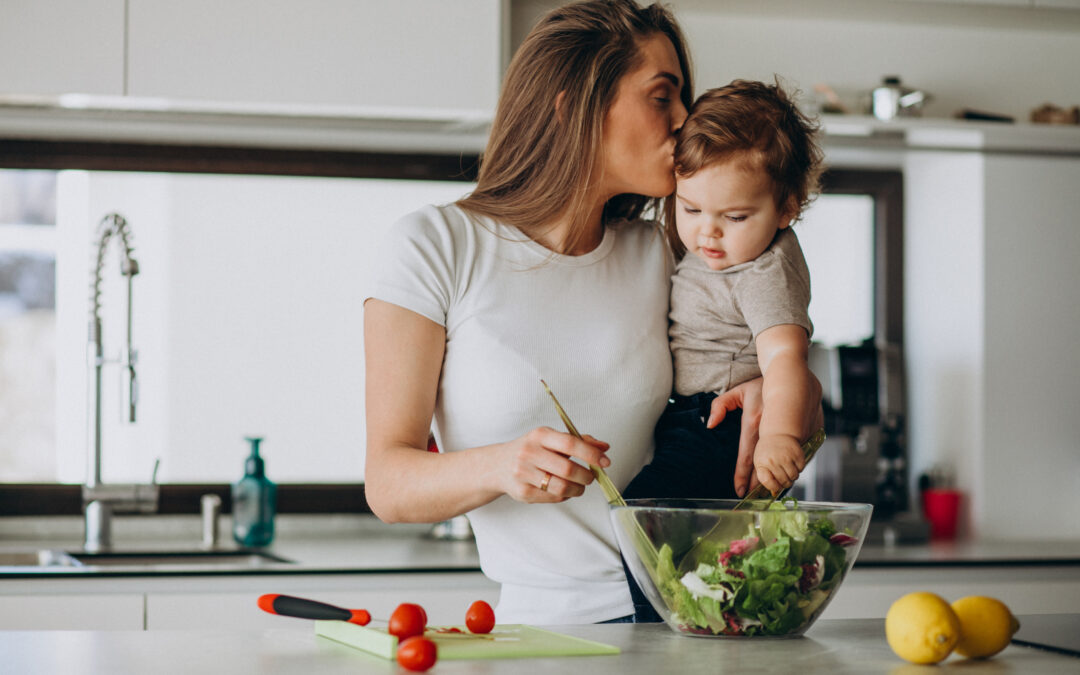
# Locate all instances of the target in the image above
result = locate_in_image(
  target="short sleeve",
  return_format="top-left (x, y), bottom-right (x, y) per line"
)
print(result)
top-left (731, 230), bottom-right (813, 340)
top-left (365, 205), bottom-right (458, 327)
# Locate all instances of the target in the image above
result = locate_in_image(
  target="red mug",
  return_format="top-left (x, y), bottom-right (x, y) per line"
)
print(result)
top-left (922, 488), bottom-right (962, 540)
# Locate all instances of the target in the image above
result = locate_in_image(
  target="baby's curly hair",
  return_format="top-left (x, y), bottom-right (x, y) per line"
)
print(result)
top-left (665, 78), bottom-right (824, 258)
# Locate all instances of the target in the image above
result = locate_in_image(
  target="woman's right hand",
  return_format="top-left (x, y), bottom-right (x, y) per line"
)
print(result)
top-left (366, 300), bottom-right (614, 522)
top-left (495, 428), bottom-right (611, 503)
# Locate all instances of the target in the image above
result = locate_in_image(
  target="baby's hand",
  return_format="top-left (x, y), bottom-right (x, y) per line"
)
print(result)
top-left (753, 434), bottom-right (807, 497)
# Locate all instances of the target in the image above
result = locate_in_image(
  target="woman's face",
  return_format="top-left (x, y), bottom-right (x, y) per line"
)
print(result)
top-left (598, 34), bottom-right (688, 200)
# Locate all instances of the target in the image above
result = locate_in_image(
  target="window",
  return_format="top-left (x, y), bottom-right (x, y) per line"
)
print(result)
top-left (0, 140), bottom-right (900, 514)
top-left (0, 169), bottom-right (58, 482)
top-left (53, 170), bottom-right (472, 485)
top-left (0, 143), bottom-right (480, 513)
top-left (799, 193), bottom-right (876, 347)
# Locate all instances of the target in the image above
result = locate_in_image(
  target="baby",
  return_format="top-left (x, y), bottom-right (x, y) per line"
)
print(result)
top-left (625, 78), bottom-right (825, 502)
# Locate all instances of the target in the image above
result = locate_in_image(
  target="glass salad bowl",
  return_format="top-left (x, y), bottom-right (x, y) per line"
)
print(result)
top-left (610, 498), bottom-right (872, 637)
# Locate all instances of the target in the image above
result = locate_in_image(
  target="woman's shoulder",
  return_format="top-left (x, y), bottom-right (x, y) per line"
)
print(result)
top-left (386, 202), bottom-right (493, 254)
top-left (394, 202), bottom-right (472, 235)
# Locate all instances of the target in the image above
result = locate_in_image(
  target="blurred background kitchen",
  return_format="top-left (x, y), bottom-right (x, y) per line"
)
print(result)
top-left (1, 0), bottom-right (1078, 544)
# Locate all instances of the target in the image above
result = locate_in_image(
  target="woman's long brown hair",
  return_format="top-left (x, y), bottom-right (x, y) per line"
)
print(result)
top-left (457, 0), bottom-right (692, 254)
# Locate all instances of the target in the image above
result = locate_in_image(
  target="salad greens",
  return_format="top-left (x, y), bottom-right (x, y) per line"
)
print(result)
top-left (654, 501), bottom-right (859, 636)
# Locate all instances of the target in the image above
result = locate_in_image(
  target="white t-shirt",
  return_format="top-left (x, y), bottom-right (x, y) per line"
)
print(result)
top-left (368, 203), bottom-right (673, 624)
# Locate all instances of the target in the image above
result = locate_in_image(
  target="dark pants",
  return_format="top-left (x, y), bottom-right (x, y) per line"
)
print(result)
top-left (620, 393), bottom-right (743, 623)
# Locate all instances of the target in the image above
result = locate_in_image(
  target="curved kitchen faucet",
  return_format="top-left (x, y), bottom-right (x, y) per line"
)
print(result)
top-left (83, 213), bottom-right (158, 552)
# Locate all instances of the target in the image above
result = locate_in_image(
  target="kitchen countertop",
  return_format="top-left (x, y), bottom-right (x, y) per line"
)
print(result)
top-left (0, 515), bottom-right (479, 577)
top-left (0, 618), bottom-right (1075, 674)
top-left (856, 538), bottom-right (1080, 567)
top-left (2, 514), bottom-right (1080, 578)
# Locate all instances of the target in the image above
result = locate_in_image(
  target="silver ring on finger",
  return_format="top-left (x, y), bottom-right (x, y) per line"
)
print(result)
top-left (539, 472), bottom-right (551, 492)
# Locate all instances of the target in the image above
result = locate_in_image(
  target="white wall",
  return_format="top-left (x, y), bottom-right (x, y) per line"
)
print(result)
top-left (902, 150), bottom-right (1080, 541)
top-left (902, 151), bottom-right (986, 538)
top-left (981, 155), bottom-right (1080, 539)
top-left (513, 0), bottom-right (1080, 122)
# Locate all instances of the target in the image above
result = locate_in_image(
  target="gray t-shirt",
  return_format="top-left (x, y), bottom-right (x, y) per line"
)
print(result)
top-left (669, 228), bottom-right (813, 396)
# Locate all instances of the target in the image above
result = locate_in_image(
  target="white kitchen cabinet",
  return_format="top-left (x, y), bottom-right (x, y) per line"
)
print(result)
top-left (0, 571), bottom-right (498, 631)
top-left (5, 564), bottom-right (1074, 630)
top-left (125, 0), bottom-right (505, 116)
top-left (821, 564), bottom-right (1080, 620)
top-left (0, 0), bottom-right (125, 97)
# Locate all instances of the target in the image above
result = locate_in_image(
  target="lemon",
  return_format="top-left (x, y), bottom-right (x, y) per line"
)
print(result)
top-left (950, 596), bottom-right (1020, 659)
top-left (885, 591), bottom-right (961, 664)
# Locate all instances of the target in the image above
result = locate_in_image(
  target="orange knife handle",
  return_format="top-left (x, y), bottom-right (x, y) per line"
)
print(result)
top-left (257, 594), bottom-right (370, 625)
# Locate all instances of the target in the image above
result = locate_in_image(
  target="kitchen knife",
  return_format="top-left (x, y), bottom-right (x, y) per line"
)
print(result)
top-left (258, 593), bottom-right (371, 625)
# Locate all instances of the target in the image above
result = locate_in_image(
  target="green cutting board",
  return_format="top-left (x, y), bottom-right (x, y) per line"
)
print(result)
top-left (315, 622), bottom-right (620, 660)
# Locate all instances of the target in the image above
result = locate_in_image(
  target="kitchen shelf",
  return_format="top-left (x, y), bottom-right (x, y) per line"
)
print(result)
top-left (821, 113), bottom-right (1080, 155)
top-left (0, 95), bottom-right (492, 155)
top-left (2, 97), bottom-right (1078, 157)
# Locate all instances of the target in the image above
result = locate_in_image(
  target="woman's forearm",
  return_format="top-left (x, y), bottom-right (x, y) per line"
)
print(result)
top-left (364, 441), bottom-right (505, 523)
top-left (363, 300), bottom-right (612, 522)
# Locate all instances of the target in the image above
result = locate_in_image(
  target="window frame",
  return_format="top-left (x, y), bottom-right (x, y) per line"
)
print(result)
top-left (0, 138), bottom-right (901, 515)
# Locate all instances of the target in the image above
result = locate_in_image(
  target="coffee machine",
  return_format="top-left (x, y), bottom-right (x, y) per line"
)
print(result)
top-left (797, 339), bottom-right (925, 540)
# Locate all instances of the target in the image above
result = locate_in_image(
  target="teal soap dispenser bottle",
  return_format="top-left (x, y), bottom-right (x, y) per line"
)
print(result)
top-left (232, 436), bottom-right (277, 547)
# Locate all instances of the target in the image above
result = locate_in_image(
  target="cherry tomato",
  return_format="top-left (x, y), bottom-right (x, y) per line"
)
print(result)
top-left (388, 603), bottom-right (427, 641)
top-left (465, 600), bottom-right (495, 634)
top-left (396, 636), bottom-right (437, 672)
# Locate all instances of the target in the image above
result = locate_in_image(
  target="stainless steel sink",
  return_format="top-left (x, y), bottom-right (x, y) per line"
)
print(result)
top-left (70, 550), bottom-right (293, 567)
top-left (0, 549), bottom-right (293, 569)
top-left (0, 550), bottom-right (82, 567)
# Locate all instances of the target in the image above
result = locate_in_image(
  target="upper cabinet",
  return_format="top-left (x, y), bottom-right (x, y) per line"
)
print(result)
top-left (0, 0), bottom-right (126, 96)
top-left (125, 0), bottom-right (506, 116)
top-left (0, 0), bottom-right (505, 119)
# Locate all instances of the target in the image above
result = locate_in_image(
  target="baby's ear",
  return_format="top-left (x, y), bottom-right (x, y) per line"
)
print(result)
top-left (778, 198), bottom-right (799, 230)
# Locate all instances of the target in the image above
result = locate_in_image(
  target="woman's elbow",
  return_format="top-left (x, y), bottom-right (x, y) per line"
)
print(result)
top-left (364, 482), bottom-right (405, 524)
top-left (363, 459), bottom-right (403, 524)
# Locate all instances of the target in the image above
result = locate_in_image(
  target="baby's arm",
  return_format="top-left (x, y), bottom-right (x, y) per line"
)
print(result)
top-left (753, 324), bottom-right (813, 496)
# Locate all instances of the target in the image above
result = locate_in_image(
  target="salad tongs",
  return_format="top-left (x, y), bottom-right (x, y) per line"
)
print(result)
top-left (540, 380), bottom-right (625, 507)
top-left (542, 381), bottom-right (666, 584)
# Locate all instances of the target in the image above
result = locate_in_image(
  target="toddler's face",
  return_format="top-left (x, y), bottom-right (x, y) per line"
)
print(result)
top-left (674, 158), bottom-right (793, 271)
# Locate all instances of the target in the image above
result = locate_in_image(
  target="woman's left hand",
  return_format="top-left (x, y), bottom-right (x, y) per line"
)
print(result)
top-left (707, 378), bottom-right (763, 497)
top-left (708, 373), bottom-right (823, 497)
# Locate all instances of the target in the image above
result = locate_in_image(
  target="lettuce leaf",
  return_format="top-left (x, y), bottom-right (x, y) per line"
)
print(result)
top-left (655, 509), bottom-right (859, 636)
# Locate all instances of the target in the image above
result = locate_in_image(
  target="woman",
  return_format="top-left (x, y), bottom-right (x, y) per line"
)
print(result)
top-left (364, 0), bottom-right (818, 624)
